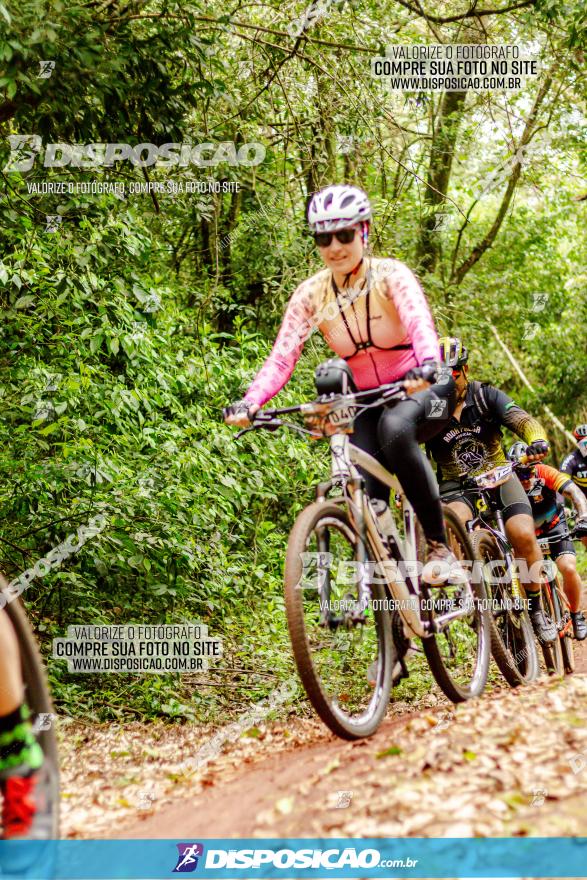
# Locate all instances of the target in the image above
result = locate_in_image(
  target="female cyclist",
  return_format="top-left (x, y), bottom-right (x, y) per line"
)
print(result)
top-left (223, 184), bottom-right (457, 577)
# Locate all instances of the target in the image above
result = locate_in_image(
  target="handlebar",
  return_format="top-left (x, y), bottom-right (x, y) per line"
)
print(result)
top-left (234, 381), bottom-right (409, 440)
top-left (538, 524), bottom-right (586, 543)
top-left (462, 457), bottom-right (541, 491)
top-left (537, 530), bottom-right (572, 544)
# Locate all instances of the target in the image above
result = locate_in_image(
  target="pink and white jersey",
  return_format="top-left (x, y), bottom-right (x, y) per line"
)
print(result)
top-left (244, 257), bottom-right (440, 408)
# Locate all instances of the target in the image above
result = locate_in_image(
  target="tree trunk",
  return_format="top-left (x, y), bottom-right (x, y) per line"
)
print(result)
top-left (416, 90), bottom-right (468, 275)
top-left (220, 187), bottom-right (242, 286)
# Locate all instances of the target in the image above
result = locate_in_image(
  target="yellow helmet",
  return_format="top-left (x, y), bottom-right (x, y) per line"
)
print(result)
top-left (439, 336), bottom-right (468, 367)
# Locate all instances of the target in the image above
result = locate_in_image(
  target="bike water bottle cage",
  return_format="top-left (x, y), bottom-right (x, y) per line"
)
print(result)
top-left (314, 357), bottom-right (357, 397)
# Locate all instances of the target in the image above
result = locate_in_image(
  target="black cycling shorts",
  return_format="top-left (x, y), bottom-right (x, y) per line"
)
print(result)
top-left (440, 473), bottom-right (532, 523)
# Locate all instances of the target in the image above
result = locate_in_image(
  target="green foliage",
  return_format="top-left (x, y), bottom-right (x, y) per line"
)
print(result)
top-left (0, 0), bottom-right (212, 143)
top-left (0, 195), bottom-right (327, 719)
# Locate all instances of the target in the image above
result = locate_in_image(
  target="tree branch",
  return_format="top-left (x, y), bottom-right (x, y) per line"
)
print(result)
top-left (451, 73), bottom-right (553, 285)
top-left (393, 0), bottom-right (536, 23)
top-left (119, 13), bottom-right (372, 53)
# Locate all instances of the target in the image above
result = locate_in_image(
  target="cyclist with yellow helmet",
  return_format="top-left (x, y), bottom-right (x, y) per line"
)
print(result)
top-left (426, 337), bottom-right (557, 644)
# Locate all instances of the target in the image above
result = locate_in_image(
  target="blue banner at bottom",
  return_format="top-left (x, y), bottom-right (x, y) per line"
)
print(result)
top-left (1, 837), bottom-right (587, 879)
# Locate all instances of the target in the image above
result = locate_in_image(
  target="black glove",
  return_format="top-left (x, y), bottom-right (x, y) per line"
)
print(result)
top-left (222, 399), bottom-right (254, 423)
top-left (405, 359), bottom-right (439, 384)
top-left (525, 440), bottom-right (549, 458)
top-left (574, 515), bottom-right (587, 536)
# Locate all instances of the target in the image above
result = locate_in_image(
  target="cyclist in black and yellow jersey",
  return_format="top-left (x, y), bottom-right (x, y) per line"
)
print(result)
top-left (561, 427), bottom-right (587, 549)
top-left (426, 337), bottom-right (556, 644)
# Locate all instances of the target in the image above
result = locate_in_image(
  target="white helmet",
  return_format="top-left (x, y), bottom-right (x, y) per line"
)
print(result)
top-left (307, 184), bottom-right (372, 232)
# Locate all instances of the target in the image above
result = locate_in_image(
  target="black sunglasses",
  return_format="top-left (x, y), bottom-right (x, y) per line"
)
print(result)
top-left (314, 228), bottom-right (357, 247)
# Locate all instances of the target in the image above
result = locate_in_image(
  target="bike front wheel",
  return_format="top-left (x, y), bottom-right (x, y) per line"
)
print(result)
top-left (284, 500), bottom-right (395, 740)
top-left (469, 530), bottom-right (539, 687)
top-left (421, 507), bottom-right (491, 702)
top-left (540, 577), bottom-right (565, 677)
top-left (543, 575), bottom-right (572, 675)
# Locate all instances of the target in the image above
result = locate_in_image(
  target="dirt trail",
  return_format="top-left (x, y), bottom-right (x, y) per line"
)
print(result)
top-left (59, 635), bottom-right (587, 840)
top-left (97, 640), bottom-right (587, 841)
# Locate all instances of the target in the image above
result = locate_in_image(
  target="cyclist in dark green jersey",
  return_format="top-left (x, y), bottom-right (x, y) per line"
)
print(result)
top-left (426, 337), bottom-right (556, 645)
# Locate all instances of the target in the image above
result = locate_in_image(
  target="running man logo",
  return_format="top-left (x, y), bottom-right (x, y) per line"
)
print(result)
top-left (531, 292), bottom-right (549, 312)
top-left (426, 399), bottom-right (448, 419)
top-left (530, 788), bottom-right (548, 807)
top-left (173, 843), bottom-right (204, 873)
top-left (522, 321), bottom-right (539, 340)
top-left (32, 713), bottom-right (55, 734)
top-left (4, 135), bottom-right (42, 171)
top-left (335, 790), bottom-right (353, 808)
top-left (45, 214), bottom-right (62, 233)
top-left (37, 61), bottom-right (56, 79)
top-left (431, 212), bottom-right (453, 232)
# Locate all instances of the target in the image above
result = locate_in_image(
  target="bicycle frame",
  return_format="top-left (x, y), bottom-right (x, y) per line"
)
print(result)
top-left (237, 385), bottom-right (475, 640)
top-left (319, 433), bottom-right (464, 640)
top-left (536, 533), bottom-right (573, 636)
top-left (465, 506), bottom-right (524, 601)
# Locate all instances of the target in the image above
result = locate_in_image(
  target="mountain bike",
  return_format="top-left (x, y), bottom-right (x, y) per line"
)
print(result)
top-left (442, 461), bottom-right (540, 688)
top-left (236, 379), bottom-right (491, 740)
top-left (0, 575), bottom-right (59, 838)
top-left (536, 529), bottom-right (578, 676)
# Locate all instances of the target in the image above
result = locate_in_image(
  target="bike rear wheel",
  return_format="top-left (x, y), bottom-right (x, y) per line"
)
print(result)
top-left (284, 500), bottom-right (395, 740)
top-left (1, 580), bottom-right (59, 837)
top-left (540, 576), bottom-right (565, 677)
top-left (469, 530), bottom-right (538, 687)
top-left (421, 507), bottom-right (491, 703)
